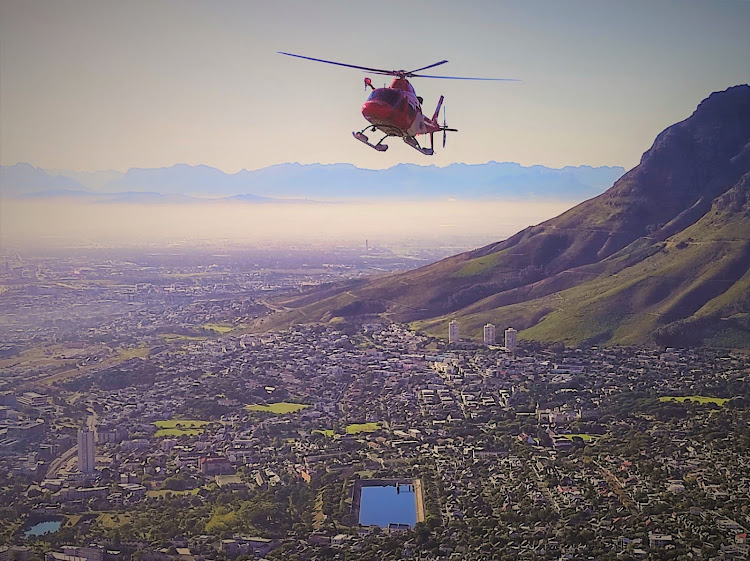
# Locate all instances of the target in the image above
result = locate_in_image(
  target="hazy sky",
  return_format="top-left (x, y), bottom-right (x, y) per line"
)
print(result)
top-left (1, 0), bottom-right (748, 173)
top-left (1, 199), bottom-right (574, 248)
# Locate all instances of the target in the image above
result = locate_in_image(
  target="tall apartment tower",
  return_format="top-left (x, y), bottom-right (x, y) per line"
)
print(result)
top-left (504, 327), bottom-right (518, 352)
top-left (448, 320), bottom-right (460, 344)
top-left (484, 323), bottom-right (496, 345)
top-left (77, 427), bottom-right (95, 473)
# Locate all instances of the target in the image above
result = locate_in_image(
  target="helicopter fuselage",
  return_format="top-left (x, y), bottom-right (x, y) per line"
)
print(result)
top-left (361, 78), bottom-right (438, 138)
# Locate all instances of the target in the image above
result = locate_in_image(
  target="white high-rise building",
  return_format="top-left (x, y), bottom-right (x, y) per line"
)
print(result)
top-left (504, 327), bottom-right (518, 352)
top-left (77, 427), bottom-right (95, 473)
top-left (448, 320), bottom-right (460, 344)
top-left (484, 323), bottom-right (496, 345)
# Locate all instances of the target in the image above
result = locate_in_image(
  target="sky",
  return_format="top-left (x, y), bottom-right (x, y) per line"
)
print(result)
top-left (1, 0), bottom-right (749, 174)
top-left (1, 199), bottom-right (574, 248)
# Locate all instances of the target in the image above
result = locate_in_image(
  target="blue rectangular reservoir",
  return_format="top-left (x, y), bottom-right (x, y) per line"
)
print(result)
top-left (358, 483), bottom-right (417, 528)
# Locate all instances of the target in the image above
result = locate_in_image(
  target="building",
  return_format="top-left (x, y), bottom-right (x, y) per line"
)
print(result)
top-left (96, 426), bottom-right (126, 444)
top-left (46, 545), bottom-right (104, 561)
top-left (1, 546), bottom-right (31, 561)
top-left (504, 327), bottom-right (517, 351)
top-left (198, 456), bottom-right (234, 475)
top-left (448, 320), bottom-right (460, 344)
top-left (58, 486), bottom-right (108, 502)
top-left (9, 420), bottom-right (45, 440)
top-left (648, 533), bottom-right (673, 548)
top-left (483, 323), bottom-right (496, 345)
top-left (17, 392), bottom-right (48, 408)
top-left (220, 537), bottom-right (279, 557)
top-left (77, 427), bottom-right (95, 473)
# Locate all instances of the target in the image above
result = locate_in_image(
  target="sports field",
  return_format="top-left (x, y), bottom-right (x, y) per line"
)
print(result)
top-left (153, 419), bottom-right (211, 437)
top-left (345, 422), bottom-right (380, 434)
top-left (556, 433), bottom-right (601, 442)
top-left (659, 396), bottom-right (730, 406)
top-left (245, 402), bottom-right (310, 414)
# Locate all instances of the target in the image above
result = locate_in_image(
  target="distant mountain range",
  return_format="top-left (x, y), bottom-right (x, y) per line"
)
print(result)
top-left (0, 161), bottom-right (625, 202)
top-left (259, 85), bottom-right (750, 349)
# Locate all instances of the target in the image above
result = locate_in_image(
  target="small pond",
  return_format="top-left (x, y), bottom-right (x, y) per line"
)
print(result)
top-left (24, 519), bottom-right (62, 537)
top-left (358, 483), bottom-right (417, 528)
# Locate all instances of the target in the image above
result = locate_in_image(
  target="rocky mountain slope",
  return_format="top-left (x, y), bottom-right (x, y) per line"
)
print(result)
top-left (263, 85), bottom-right (750, 348)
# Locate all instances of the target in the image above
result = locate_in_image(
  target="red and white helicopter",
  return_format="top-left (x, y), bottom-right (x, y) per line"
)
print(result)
top-left (279, 52), bottom-right (518, 155)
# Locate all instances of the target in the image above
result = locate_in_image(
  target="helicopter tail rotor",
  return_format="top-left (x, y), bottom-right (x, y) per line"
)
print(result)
top-left (443, 105), bottom-right (447, 148)
top-left (440, 103), bottom-right (457, 148)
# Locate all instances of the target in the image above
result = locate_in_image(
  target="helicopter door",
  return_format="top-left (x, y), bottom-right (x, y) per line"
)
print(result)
top-left (407, 103), bottom-right (417, 121)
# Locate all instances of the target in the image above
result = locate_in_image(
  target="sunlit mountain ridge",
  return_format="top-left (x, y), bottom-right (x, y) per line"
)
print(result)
top-left (258, 85), bottom-right (750, 348)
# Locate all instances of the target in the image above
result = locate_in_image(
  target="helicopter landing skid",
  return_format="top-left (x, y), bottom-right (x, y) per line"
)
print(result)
top-left (403, 136), bottom-right (434, 156)
top-left (353, 132), bottom-right (388, 152)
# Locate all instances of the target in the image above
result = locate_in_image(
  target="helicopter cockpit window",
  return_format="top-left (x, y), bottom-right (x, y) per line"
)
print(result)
top-left (367, 89), bottom-right (401, 106)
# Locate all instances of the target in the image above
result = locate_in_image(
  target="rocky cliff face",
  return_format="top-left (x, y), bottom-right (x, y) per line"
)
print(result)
top-left (264, 85), bottom-right (750, 348)
top-left (469, 84), bottom-right (750, 275)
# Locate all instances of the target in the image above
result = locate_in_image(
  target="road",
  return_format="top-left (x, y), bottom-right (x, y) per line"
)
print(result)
top-left (595, 461), bottom-right (636, 512)
top-left (47, 445), bottom-right (76, 478)
top-left (46, 412), bottom-right (97, 478)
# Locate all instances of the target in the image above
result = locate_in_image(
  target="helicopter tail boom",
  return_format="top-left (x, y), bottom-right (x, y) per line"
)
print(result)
top-left (432, 95), bottom-right (444, 122)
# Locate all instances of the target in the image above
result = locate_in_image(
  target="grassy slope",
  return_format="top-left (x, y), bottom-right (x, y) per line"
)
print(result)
top-left (255, 89), bottom-right (750, 346)
top-left (260, 181), bottom-right (749, 347)
top-left (418, 178), bottom-right (750, 347)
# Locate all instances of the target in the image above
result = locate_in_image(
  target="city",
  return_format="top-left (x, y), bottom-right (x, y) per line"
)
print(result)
top-left (3, 1), bottom-right (749, 560)
top-left (1, 248), bottom-right (748, 561)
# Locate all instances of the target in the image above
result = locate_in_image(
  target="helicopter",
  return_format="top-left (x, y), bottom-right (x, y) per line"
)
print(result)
top-left (278, 52), bottom-right (518, 155)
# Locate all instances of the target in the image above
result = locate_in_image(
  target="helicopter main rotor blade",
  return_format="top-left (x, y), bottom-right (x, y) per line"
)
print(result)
top-left (278, 52), bottom-right (520, 82)
top-left (412, 73), bottom-right (520, 81)
top-left (277, 52), bottom-right (392, 75)
top-left (406, 60), bottom-right (449, 75)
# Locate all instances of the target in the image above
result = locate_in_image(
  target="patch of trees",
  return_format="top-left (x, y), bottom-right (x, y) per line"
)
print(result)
top-left (182, 397), bottom-right (231, 420)
top-left (62, 360), bottom-right (159, 392)
top-left (163, 473), bottom-right (198, 491)
top-left (446, 265), bottom-right (546, 311)
top-left (96, 361), bottom-right (158, 390)
top-left (332, 299), bottom-right (387, 317)
top-left (318, 472), bottom-right (350, 526)
top-left (204, 497), bottom-right (289, 537)
top-left (420, 469), bottom-right (442, 526)
top-left (654, 314), bottom-right (717, 346)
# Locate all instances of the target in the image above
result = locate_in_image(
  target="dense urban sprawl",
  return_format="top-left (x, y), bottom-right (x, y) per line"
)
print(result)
top-left (1, 249), bottom-right (749, 561)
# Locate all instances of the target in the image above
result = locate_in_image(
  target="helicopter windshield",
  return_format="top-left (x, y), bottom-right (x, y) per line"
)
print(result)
top-left (367, 88), bottom-right (401, 107)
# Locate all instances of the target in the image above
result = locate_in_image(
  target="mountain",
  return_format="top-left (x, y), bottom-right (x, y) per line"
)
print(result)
top-left (228, 162), bottom-right (626, 200)
top-left (5, 186), bottom-right (288, 206)
top-left (46, 169), bottom-right (125, 190)
top-left (1, 161), bottom-right (625, 201)
top-left (102, 164), bottom-right (242, 196)
top-left (261, 85), bottom-right (750, 348)
top-left (0, 163), bottom-right (87, 197)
